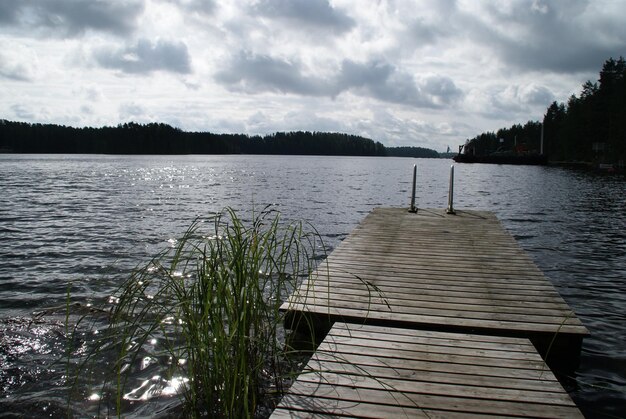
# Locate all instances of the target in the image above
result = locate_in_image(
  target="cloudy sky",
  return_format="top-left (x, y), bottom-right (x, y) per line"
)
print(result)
top-left (1, 0), bottom-right (625, 151)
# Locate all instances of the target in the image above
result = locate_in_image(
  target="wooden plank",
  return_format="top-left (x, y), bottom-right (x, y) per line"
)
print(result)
top-left (307, 273), bottom-right (571, 300)
top-left (304, 359), bottom-right (557, 391)
top-left (294, 371), bottom-right (574, 405)
top-left (312, 270), bottom-right (560, 292)
top-left (327, 325), bottom-right (537, 352)
top-left (317, 336), bottom-right (541, 361)
top-left (300, 285), bottom-right (574, 315)
top-left (308, 272), bottom-right (558, 291)
top-left (279, 384), bottom-right (581, 418)
top-left (288, 295), bottom-right (581, 326)
top-left (309, 352), bottom-right (550, 381)
top-left (314, 342), bottom-right (547, 370)
top-left (311, 268), bottom-right (565, 290)
top-left (330, 322), bottom-right (536, 345)
top-left (275, 393), bottom-right (512, 419)
top-left (285, 302), bottom-right (587, 335)
top-left (327, 250), bottom-right (545, 270)
top-left (303, 283), bottom-right (572, 310)
top-left (274, 394), bottom-right (433, 418)
top-left (323, 256), bottom-right (549, 278)
top-left (272, 323), bottom-right (583, 418)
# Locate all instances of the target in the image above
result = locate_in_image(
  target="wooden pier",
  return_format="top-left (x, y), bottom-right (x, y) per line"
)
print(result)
top-left (277, 207), bottom-right (588, 417)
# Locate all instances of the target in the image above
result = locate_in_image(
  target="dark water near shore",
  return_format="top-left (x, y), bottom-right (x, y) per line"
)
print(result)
top-left (1, 154), bottom-right (624, 418)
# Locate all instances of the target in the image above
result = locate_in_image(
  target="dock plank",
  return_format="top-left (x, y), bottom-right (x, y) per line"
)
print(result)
top-left (285, 302), bottom-right (587, 335)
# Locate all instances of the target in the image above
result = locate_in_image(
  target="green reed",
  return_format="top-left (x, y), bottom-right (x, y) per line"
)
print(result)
top-left (67, 207), bottom-right (323, 418)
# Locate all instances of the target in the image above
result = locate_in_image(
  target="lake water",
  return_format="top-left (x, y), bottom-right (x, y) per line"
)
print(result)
top-left (0, 154), bottom-right (624, 417)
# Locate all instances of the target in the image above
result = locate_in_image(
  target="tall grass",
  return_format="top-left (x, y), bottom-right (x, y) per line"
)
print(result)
top-left (67, 207), bottom-right (323, 418)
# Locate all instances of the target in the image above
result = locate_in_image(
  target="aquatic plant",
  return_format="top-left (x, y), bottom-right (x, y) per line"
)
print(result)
top-left (66, 207), bottom-right (324, 418)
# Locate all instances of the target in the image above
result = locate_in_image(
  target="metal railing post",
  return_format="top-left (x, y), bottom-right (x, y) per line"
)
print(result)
top-left (409, 164), bottom-right (417, 213)
top-left (446, 164), bottom-right (456, 215)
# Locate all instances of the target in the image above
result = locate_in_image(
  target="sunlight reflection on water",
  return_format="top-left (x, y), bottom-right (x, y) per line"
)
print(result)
top-left (124, 375), bottom-right (189, 402)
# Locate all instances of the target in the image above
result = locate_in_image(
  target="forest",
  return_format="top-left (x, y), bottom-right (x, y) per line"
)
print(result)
top-left (385, 146), bottom-right (440, 158)
top-left (0, 123), bottom-right (382, 156)
top-left (462, 57), bottom-right (626, 164)
top-left (0, 121), bottom-right (440, 158)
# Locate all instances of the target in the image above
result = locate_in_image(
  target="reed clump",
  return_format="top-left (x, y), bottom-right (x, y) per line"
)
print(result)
top-left (67, 207), bottom-right (322, 418)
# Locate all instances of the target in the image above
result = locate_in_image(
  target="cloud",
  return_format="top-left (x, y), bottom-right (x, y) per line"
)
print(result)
top-left (245, 109), bottom-right (345, 135)
top-left (471, 0), bottom-right (626, 73)
top-left (0, 0), bottom-right (19, 24)
top-left (216, 53), bottom-right (463, 108)
top-left (518, 84), bottom-right (555, 105)
top-left (421, 75), bottom-right (465, 104)
top-left (94, 39), bottom-right (192, 74)
top-left (252, 0), bottom-right (355, 33)
top-left (118, 102), bottom-right (156, 123)
top-left (82, 86), bottom-right (104, 102)
top-left (463, 81), bottom-right (555, 123)
top-left (160, 0), bottom-right (215, 16)
top-left (346, 108), bottom-right (462, 149)
top-left (409, 19), bottom-right (446, 46)
top-left (489, 83), bottom-right (555, 116)
top-left (0, 0), bottom-right (145, 37)
top-left (336, 60), bottom-right (463, 107)
top-left (0, 47), bottom-right (39, 81)
top-left (119, 102), bottom-right (146, 117)
top-left (337, 60), bottom-right (419, 105)
top-left (10, 104), bottom-right (36, 120)
top-left (215, 52), bottom-right (333, 96)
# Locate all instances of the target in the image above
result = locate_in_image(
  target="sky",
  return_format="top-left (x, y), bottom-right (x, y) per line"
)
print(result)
top-left (1, 0), bottom-right (625, 152)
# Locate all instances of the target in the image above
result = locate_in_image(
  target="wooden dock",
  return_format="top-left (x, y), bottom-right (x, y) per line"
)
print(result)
top-left (272, 323), bottom-right (583, 418)
top-left (277, 207), bottom-right (588, 417)
top-left (282, 208), bottom-right (588, 361)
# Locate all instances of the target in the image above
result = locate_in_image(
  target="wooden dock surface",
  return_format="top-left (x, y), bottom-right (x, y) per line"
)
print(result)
top-left (282, 208), bottom-right (588, 344)
top-left (272, 323), bottom-right (583, 418)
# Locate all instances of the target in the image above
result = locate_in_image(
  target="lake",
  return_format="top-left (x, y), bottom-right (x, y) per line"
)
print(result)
top-left (0, 154), bottom-right (624, 417)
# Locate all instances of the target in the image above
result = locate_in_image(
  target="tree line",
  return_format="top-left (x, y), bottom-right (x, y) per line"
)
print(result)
top-left (385, 146), bottom-right (440, 158)
top-left (0, 121), bottom-right (440, 158)
top-left (463, 57), bottom-right (626, 164)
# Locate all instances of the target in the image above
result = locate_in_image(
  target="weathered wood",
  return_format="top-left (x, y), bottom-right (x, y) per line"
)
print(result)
top-left (281, 208), bottom-right (588, 357)
top-left (285, 302), bottom-right (587, 335)
top-left (276, 207), bottom-right (587, 417)
top-left (272, 323), bottom-right (583, 418)
top-left (298, 286), bottom-right (573, 316)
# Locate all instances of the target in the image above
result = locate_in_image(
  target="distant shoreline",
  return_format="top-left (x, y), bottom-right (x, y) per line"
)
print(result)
top-left (0, 119), bottom-right (440, 158)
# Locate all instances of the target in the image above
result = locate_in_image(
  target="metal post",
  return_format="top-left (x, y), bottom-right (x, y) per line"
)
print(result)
top-left (409, 164), bottom-right (417, 213)
top-left (446, 164), bottom-right (456, 215)
top-left (539, 123), bottom-right (543, 156)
